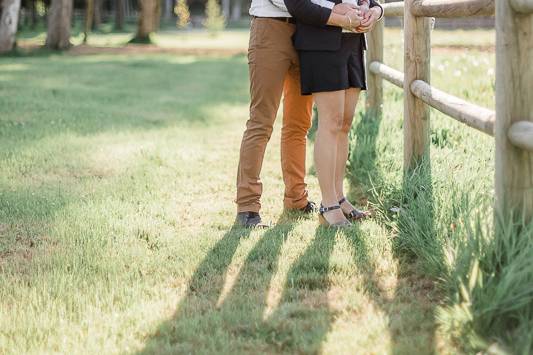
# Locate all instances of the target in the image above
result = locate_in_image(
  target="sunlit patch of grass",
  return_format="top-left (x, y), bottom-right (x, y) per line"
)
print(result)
top-left (1, 28), bottom-right (515, 355)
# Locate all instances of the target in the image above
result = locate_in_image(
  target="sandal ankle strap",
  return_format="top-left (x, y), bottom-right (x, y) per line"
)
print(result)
top-left (338, 197), bottom-right (347, 204)
top-left (319, 204), bottom-right (341, 214)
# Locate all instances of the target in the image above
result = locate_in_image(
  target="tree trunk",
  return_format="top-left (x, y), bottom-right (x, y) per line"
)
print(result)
top-left (115, 0), bottom-right (125, 30)
top-left (84, 0), bottom-right (94, 43)
top-left (45, 0), bottom-right (72, 50)
top-left (0, 0), bottom-right (21, 53)
top-left (222, 0), bottom-right (229, 19)
top-left (163, 0), bottom-right (172, 20)
top-left (154, 0), bottom-right (161, 30)
top-left (93, 0), bottom-right (102, 28)
top-left (31, 0), bottom-right (37, 29)
top-left (230, 0), bottom-right (241, 21)
top-left (134, 0), bottom-right (157, 42)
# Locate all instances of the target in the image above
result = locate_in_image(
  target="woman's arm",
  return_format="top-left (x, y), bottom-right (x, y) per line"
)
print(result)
top-left (271, 0), bottom-right (337, 12)
top-left (368, 0), bottom-right (384, 20)
top-left (278, 0), bottom-right (361, 28)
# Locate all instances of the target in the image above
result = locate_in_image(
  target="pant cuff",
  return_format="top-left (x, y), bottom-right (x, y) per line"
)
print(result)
top-left (237, 204), bottom-right (261, 213)
top-left (283, 199), bottom-right (309, 210)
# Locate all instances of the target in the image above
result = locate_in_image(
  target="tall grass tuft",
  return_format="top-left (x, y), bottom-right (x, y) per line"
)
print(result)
top-left (347, 103), bottom-right (533, 353)
top-left (439, 213), bottom-right (533, 354)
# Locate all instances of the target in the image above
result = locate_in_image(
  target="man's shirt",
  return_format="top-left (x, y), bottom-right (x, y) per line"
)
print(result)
top-left (249, 0), bottom-right (334, 18)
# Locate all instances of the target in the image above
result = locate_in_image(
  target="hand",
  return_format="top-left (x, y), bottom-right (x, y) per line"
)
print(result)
top-left (332, 2), bottom-right (358, 15)
top-left (358, 2), bottom-right (370, 17)
top-left (344, 9), bottom-right (363, 30)
top-left (355, 6), bottom-right (380, 33)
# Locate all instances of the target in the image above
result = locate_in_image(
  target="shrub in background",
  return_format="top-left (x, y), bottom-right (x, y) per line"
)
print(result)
top-left (174, 0), bottom-right (191, 30)
top-left (203, 0), bottom-right (225, 35)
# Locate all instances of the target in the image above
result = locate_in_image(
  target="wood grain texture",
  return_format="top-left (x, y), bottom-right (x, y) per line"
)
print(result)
top-left (404, 0), bottom-right (431, 170)
top-left (365, 20), bottom-right (384, 117)
top-left (411, 0), bottom-right (494, 17)
top-left (508, 121), bottom-right (533, 152)
top-left (511, 0), bottom-right (533, 14)
top-left (383, 2), bottom-right (404, 17)
top-left (410, 80), bottom-right (495, 136)
top-left (369, 61), bottom-right (405, 88)
top-left (0, 0), bottom-right (21, 53)
top-left (45, 0), bottom-right (73, 50)
top-left (495, 0), bottom-right (533, 220)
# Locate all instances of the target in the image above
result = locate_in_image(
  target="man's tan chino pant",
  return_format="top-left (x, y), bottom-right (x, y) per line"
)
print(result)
top-left (236, 18), bottom-right (314, 213)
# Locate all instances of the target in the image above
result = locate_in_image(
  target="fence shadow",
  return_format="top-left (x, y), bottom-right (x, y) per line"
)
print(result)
top-left (260, 226), bottom-right (337, 353)
top-left (137, 213), bottom-right (298, 354)
top-left (348, 112), bottom-right (440, 354)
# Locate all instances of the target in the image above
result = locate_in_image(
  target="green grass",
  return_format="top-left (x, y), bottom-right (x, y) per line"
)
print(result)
top-left (345, 29), bottom-right (533, 354)
top-left (1, 28), bottom-right (531, 354)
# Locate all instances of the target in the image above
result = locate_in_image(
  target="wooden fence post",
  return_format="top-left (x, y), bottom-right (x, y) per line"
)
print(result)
top-left (366, 19), bottom-right (384, 118)
top-left (495, 0), bottom-right (533, 221)
top-left (403, 0), bottom-right (431, 170)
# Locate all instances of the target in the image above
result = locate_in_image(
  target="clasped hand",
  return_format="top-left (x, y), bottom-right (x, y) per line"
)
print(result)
top-left (332, 2), bottom-right (379, 33)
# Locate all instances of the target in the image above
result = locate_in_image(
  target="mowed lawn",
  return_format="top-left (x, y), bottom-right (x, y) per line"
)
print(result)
top-left (0, 29), bottom-right (498, 354)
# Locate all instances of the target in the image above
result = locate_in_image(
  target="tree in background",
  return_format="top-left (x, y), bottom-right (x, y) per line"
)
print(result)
top-left (162, 0), bottom-right (172, 21)
top-left (83, 0), bottom-right (94, 43)
top-left (45, 0), bottom-right (72, 49)
top-left (93, 0), bottom-right (102, 28)
top-left (115, 0), bottom-right (125, 30)
top-left (221, 0), bottom-right (229, 20)
top-left (174, 0), bottom-right (190, 30)
top-left (0, 0), bottom-right (21, 53)
top-left (230, 0), bottom-right (242, 21)
top-left (154, 0), bottom-right (161, 30)
top-left (203, 0), bottom-right (225, 35)
top-left (132, 0), bottom-right (158, 43)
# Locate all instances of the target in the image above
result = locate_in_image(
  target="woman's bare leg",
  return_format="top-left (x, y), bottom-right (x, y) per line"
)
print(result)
top-left (313, 90), bottom-right (349, 225)
top-left (335, 88), bottom-right (363, 214)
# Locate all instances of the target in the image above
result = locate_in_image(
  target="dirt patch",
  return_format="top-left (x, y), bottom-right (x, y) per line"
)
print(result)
top-left (68, 44), bottom-right (247, 56)
top-left (66, 44), bottom-right (245, 57)
top-left (16, 43), bottom-right (493, 57)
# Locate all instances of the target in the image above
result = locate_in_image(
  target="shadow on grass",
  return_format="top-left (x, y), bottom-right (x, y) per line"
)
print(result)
top-left (348, 112), bottom-right (440, 354)
top-left (137, 213), bottom-right (299, 354)
top-left (137, 224), bottom-right (250, 354)
top-left (260, 226), bottom-right (337, 353)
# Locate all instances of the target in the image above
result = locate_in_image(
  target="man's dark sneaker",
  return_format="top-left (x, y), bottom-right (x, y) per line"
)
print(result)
top-left (299, 201), bottom-right (318, 214)
top-left (236, 211), bottom-right (269, 228)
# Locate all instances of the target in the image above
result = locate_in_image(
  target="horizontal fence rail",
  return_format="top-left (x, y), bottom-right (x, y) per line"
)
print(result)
top-left (365, 0), bottom-right (533, 224)
top-left (411, 0), bottom-right (495, 17)
top-left (410, 80), bottom-right (495, 136)
top-left (511, 0), bottom-right (533, 13)
top-left (383, 2), bottom-right (405, 16)
top-left (508, 121), bottom-right (533, 152)
top-left (368, 62), bottom-right (404, 88)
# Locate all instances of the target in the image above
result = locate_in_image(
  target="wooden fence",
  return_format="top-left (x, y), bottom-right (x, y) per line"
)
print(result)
top-left (365, 0), bottom-right (533, 224)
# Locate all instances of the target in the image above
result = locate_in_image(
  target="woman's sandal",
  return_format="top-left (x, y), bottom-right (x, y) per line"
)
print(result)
top-left (318, 204), bottom-right (352, 228)
top-left (339, 197), bottom-right (371, 222)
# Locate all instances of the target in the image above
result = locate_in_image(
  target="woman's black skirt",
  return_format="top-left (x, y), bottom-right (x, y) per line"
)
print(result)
top-left (298, 33), bottom-right (367, 95)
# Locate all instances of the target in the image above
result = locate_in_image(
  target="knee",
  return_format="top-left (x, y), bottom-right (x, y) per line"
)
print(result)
top-left (283, 117), bottom-right (312, 136)
top-left (245, 115), bottom-right (274, 139)
top-left (340, 114), bottom-right (354, 134)
top-left (319, 112), bottom-right (344, 135)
